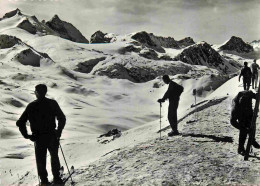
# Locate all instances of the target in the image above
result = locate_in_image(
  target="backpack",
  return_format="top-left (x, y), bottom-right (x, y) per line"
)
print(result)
top-left (230, 91), bottom-right (254, 129)
top-left (242, 67), bottom-right (252, 79)
top-left (174, 83), bottom-right (184, 98)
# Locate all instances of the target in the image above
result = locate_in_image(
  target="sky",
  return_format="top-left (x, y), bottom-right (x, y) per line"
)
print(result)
top-left (0, 0), bottom-right (259, 44)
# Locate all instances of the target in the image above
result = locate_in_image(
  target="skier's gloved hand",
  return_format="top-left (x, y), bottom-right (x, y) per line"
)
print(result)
top-left (157, 99), bottom-right (165, 103)
top-left (28, 135), bottom-right (37, 142)
top-left (55, 129), bottom-right (62, 140)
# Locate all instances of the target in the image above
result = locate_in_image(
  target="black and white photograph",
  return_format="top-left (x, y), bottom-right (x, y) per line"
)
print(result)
top-left (0, 0), bottom-right (260, 185)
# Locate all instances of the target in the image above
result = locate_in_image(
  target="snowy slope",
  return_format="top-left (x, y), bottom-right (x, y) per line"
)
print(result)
top-left (1, 9), bottom-right (259, 186)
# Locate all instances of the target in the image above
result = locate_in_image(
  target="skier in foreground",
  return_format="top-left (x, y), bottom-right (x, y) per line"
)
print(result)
top-left (158, 75), bottom-right (183, 136)
top-left (251, 59), bottom-right (259, 89)
top-left (239, 62), bottom-right (252, 90)
top-left (230, 90), bottom-right (260, 155)
top-left (16, 84), bottom-right (66, 185)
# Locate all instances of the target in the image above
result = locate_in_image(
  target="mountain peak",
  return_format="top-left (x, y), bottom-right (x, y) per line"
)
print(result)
top-left (2, 8), bottom-right (22, 19)
top-left (220, 36), bottom-right (253, 53)
top-left (90, 30), bottom-right (111, 43)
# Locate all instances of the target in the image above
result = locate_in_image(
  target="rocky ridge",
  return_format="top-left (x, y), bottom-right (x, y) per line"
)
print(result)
top-left (46, 15), bottom-right (89, 43)
top-left (220, 36), bottom-right (254, 53)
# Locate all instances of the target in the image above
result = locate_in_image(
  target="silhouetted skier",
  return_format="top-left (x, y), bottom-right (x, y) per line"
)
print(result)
top-left (158, 75), bottom-right (183, 136)
top-left (251, 59), bottom-right (259, 89)
top-left (16, 84), bottom-right (66, 185)
top-left (230, 90), bottom-right (260, 155)
top-left (239, 62), bottom-right (252, 90)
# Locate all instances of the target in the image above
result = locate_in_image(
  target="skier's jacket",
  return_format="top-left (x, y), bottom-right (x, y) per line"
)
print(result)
top-left (162, 80), bottom-right (184, 102)
top-left (251, 63), bottom-right (259, 74)
top-left (230, 90), bottom-right (256, 129)
top-left (240, 66), bottom-right (252, 80)
top-left (16, 97), bottom-right (66, 137)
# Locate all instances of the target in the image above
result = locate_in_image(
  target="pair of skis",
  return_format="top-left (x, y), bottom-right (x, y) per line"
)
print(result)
top-left (244, 80), bottom-right (260, 160)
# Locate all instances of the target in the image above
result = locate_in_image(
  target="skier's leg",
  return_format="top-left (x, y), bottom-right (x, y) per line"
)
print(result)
top-left (256, 73), bottom-right (258, 88)
top-left (238, 129), bottom-right (247, 154)
top-left (252, 76), bottom-right (255, 89)
top-left (35, 136), bottom-right (48, 182)
top-left (48, 134), bottom-right (61, 180)
top-left (168, 101), bottom-right (179, 133)
top-left (243, 79), bottom-right (246, 90)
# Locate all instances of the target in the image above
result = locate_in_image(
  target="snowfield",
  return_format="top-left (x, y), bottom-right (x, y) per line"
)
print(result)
top-left (1, 9), bottom-right (260, 186)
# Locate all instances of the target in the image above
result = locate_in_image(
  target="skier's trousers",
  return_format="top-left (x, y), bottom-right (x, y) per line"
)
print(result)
top-left (35, 133), bottom-right (61, 180)
top-left (168, 100), bottom-right (179, 132)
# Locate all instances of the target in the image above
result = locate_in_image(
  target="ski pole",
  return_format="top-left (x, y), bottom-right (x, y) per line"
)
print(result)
top-left (160, 102), bottom-right (162, 140)
top-left (59, 141), bottom-right (74, 183)
top-left (34, 142), bottom-right (40, 185)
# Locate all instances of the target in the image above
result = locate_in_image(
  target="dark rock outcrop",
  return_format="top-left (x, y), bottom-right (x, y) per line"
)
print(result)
top-left (14, 49), bottom-right (53, 67)
top-left (149, 33), bottom-right (180, 49)
top-left (17, 19), bottom-right (37, 34)
top-left (139, 49), bottom-right (159, 60)
top-left (177, 37), bottom-right (195, 48)
top-left (118, 45), bottom-right (142, 54)
top-left (90, 31), bottom-right (111, 43)
top-left (131, 32), bottom-right (165, 53)
top-left (46, 15), bottom-right (89, 43)
top-left (0, 35), bottom-right (21, 49)
top-left (2, 9), bottom-right (22, 19)
top-left (175, 42), bottom-right (224, 67)
top-left (220, 36), bottom-right (253, 53)
top-left (75, 57), bottom-right (106, 73)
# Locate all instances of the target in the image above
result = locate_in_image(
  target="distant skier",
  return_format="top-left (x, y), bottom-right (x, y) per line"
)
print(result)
top-left (158, 75), bottom-right (183, 136)
top-left (239, 62), bottom-right (252, 90)
top-left (16, 84), bottom-right (66, 185)
top-left (251, 59), bottom-right (259, 89)
top-left (230, 90), bottom-right (260, 155)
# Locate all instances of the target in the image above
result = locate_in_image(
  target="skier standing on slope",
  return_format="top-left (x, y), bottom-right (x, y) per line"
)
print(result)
top-left (230, 90), bottom-right (260, 155)
top-left (158, 75), bottom-right (183, 136)
top-left (239, 62), bottom-right (252, 91)
top-left (251, 59), bottom-right (259, 89)
top-left (16, 84), bottom-right (66, 185)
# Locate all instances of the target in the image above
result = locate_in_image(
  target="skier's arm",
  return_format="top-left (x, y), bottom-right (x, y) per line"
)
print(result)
top-left (162, 83), bottom-right (173, 101)
top-left (16, 107), bottom-right (29, 138)
top-left (54, 101), bottom-right (66, 134)
top-left (239, 70), bottom-right (242, 82)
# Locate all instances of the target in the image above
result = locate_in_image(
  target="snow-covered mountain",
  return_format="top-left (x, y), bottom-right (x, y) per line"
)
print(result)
top-left (46, 15), bottom-right (89, 43)
top-left (1, 9), bottom-right (260, 186)
top-left (174, 42), bottom-right (241, 74)
top-left (0, 9), bottom-right (88, 43)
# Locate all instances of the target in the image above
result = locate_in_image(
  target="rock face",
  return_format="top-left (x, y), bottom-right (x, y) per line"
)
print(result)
top-left (92, 56), bottom-right (193, 83)
top-left (131, 32), bottom-right (166, 53)
top-left (46, 15), bottom-right (89, 43)
top-left (17, 19), bottom-right (37, 34)
top-left (131, 32), bottom-right (195, 53)
top-left (149, 33), bottom-right (180, 49)
top-left (14, 49), bottom-right (53, 67)
top-left (2, 9), bottom-right (22, 19)
top-left (175, 42), bottom-right (226, 70)
top-left (177, 37), bottom-right (195, 48)
top-left (0, 35), bottom-right (21, 49)
top-left (220, 36), bottom-right (253, 53)
top-left (75, 57), bottom-right (106, 73)
top-left (90, 31), bottom-right (111, 43)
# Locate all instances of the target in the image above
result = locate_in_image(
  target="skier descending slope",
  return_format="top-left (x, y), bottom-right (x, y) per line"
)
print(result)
top-left (158, 75), bottom-right (184, 136)
top-left (230, 90), bottom-right (260, 155)
top-left (16, 84), bottom-right (66, 185)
